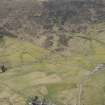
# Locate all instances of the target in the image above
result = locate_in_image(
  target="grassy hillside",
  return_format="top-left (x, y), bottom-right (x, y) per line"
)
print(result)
top-left (0, 22), bottom-right (105, 105)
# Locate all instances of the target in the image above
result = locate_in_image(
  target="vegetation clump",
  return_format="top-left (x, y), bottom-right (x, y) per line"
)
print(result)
top-left (26, 96), bottom-right (54, 105)
top-left (0, 64), bottom-right (7, 73)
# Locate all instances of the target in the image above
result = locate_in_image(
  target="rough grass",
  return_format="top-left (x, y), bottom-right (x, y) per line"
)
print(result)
top-left (0, 22), bottom-right (105, 105)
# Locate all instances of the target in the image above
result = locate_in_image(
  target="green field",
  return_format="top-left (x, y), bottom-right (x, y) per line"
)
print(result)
top-left (0, 23), bottom-right (105, 105)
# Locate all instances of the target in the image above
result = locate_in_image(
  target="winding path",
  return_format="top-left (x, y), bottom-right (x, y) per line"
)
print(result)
top-left (78, 63), bottom-right (105, 105)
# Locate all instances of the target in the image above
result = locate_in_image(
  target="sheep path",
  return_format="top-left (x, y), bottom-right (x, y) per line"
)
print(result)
top-left (78, 63), bottom-right (105, 105)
